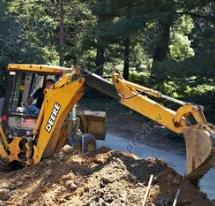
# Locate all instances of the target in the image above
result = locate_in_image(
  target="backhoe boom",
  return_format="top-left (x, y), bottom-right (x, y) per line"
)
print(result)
top-left (0, 64), bottom-right (214, 182)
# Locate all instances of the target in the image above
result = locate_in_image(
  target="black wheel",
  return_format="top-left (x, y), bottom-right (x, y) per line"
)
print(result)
top-left (0, 159), bottom-right (23, 171)
top-left (82, 133), bottom-right (96, 153)
top-left (0, 159), bottom-right (11, 171)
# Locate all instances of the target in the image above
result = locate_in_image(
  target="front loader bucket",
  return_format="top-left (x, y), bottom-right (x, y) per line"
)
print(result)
top-left (184, 123), bottom-right (215, 182)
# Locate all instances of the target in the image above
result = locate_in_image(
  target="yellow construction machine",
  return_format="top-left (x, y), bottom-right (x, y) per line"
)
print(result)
top-left (0, 64), bottom-right (214, 183)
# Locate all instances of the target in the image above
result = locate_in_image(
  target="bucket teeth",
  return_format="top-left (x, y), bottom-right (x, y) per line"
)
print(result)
top-left (186, 149), bottom-right (215, 184)
top-left (184, 123), bottom-right (215, 183)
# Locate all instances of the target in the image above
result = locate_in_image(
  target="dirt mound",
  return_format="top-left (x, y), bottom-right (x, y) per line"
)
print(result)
top-left (0, 146), bottom-right (213, 206)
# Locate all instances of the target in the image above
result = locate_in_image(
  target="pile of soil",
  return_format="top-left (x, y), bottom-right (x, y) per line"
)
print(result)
top-left (0, 146), bottom-right (213, 206)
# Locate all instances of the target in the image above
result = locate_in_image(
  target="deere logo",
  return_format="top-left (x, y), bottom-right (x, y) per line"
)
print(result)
top-left (45, 103), bottom-right (61, 133)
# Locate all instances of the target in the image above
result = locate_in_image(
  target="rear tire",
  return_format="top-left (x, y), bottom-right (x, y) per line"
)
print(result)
top-left (82, 133), bottom-right (96, 153)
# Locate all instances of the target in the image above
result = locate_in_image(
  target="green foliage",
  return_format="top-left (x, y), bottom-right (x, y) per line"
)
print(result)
top-left (129, 71), bottom-right (150, 83)
top-left (170, 34), bottom-right (194, 61)
top-left (0, 0), bottom-right (213, 120)
top-left (1, 0), bottom-right (213, 77)
top-left (0, 0), bottom-right (55, 68)
top-left (169, 15), bottom-right (195, 61)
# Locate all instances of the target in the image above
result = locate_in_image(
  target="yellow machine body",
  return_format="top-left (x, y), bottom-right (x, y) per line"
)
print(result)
top-left (0, 64), bottom-right (214, 182)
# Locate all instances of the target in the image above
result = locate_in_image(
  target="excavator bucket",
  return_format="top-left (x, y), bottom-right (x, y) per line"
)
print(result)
top-left (184, 123), bottom-right (215, 182)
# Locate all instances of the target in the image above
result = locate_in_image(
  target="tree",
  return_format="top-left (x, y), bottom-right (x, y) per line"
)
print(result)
top-left (2, 0), bottom-right (65, 66)
top-left (59, 0), bottom-right (65, 66)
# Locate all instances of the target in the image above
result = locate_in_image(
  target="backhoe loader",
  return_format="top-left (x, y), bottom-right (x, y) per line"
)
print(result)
top-left (0, 64), bottom-right (214, 183)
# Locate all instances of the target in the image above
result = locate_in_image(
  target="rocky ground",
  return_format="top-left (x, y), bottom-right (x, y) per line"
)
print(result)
top-left (0, 146), bottom-right (213, 206)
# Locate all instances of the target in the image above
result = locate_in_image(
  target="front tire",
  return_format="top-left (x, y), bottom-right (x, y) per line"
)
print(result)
top-left (0, 159), bottom-right (11, 171)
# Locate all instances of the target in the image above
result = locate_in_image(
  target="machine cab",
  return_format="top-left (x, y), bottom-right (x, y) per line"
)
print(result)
top-left (1, 64), bottom-right (106, 142)
top-left (1, 66), bottom-right (62, 137)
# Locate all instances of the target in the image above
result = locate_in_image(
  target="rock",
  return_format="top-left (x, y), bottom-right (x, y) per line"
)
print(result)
top-left (166, 174), bottom-right (174, 182)
top-left (131, 163), bottom-right (139, 168)
top-left (0, 183), bottom-right (10, 189)
top-left (16, 181), bottom-right (24, 187)
top-left (0, 182), bottom-right (17, 190)
top-left (127, 174), bottom-right (137, 182)
top-left (66, 181), bottom-right (77, 192)
top-left (45, 170), bottom-right (52, 177)
top-left (100, 177), bottom-right (113, 188)
top-left (58, 154), bottom-right (66, 161)
top-left (0, 189), bottom-right (10, 201)
top-left (94, 197), bottom-right (108, 205)
top-left (156, 198), bottom-right (172, 206)
top-left (53, 153), bottom-right (58, 159)
top-left (103, 192), bottom-right (113, 203)
top-left (45, 159), bottom-right (53, 166)
top-left (112, 158), bottom-right (125, 169)
top-left (0, 200), bottom-right (6, 206)
top-left (21, 174), bottom-right (31, 181)
top-left (173, 176), bottom-right (181, 184)
top-left (136, 182), bottom-right (145, 187)
top-left (61, 145), bottom-right (73, 155)
top-left (8, 184), bottom-right (16, 190)
top-left (84, 187), bottom-right (89, 192)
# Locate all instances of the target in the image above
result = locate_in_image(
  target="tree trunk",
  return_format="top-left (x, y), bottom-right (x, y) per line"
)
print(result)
top-left (153, 23), bottom-right (170, 61)
top-left (123, 36), bottom-right (130, 80)
top-left (151, 22), bottom-right (171, 80)
top-left (95, 45), bottom-right (105, 76)
top-left (59, 0), bottom-right (64, 66)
